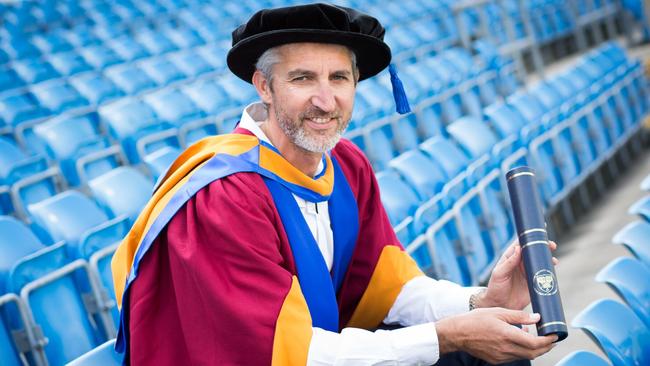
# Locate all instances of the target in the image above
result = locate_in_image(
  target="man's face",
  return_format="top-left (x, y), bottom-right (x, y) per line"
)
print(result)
top-left (262, 43), bottom-right (357, 153)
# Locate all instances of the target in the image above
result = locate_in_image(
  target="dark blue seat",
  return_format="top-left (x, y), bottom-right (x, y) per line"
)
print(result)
top-left (105, 64), bottom-right (157, 95)
top-left (47, 51), bottom-right (93, 76)
top-left (139, 58), bottom-right (186, 86)
top-left (572, 299), bottom-right (650, 366)
top-left (613, 221), bottom-right (650, 268)
top-left (30, 81), bottom-right (89, 114)
top-left (554, 351), bottom-right (610, 366)
top-left (67, 339), bottom-right (121, 366)
top-left (596, 256), bottom-right (650, 328)
top-left (69, 72), bottom-right (125, 105)
top-left (89, 167), bottom-right (153, 224)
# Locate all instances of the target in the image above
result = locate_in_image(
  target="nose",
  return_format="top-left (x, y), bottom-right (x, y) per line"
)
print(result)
top-left (310, 83), bottom-right (336, 113)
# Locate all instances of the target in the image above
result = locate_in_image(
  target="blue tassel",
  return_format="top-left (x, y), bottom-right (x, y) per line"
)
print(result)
top-left (388, 64), bottom-right (411, 114)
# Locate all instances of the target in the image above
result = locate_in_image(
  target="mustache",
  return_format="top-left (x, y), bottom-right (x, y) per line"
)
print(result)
top-left (299, 107), bottom-right (341, 120)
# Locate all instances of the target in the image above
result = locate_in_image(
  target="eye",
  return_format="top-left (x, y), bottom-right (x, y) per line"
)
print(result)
top-left (291, 75), bottom-right (310, 82)
top-left (332, 74), bottom-right (349, 81)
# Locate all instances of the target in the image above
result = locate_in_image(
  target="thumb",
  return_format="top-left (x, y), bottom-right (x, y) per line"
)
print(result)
top-left (497, 309), bottom-right (540, 325)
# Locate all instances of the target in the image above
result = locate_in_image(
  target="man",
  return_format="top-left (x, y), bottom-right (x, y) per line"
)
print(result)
top-left (111, 3), bottom-right (559, 365)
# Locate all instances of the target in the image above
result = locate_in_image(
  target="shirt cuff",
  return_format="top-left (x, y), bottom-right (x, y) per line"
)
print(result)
top-left (433, 284), bottom-right (485, 318)
top-left (382, 322), bottom-right (440, 365)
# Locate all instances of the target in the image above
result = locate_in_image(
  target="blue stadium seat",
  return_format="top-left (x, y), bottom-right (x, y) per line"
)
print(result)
top-left (79, 45), bottom-right (123, 69)
top-left (389, 150), bottom-right (447, 201)
top-left (31, 31), bottom-right (73, 54)
top-left (642, 174), bottom-right (650, 191)
top-left (32, 113), bottom-right (123, 186)
top-left (106, 36), bottom-right (150, 62)
top-left (0, 91), bottom-right (51, 127)
top-left (181, 80), bottom-right (229, 115)
top-left (99, 98), bottom-right (177, 163)
top-left (0, 216), bottom-right (48, 292)
top-left (135, 30), bottom-right (177, 55)
top-left (89, 167), bottom-right (153, 224)
top-left (446, 116), bottom-right (499, 160)
top-left (67, 339), bottom-right (120, 366)
top-left (168, 51), bottom-right (213, 78)
top-left (613, 221), bottom-right (650, 268)
top-left (69, 72), bottom-right (124, 105)
top-left (196, 44), bottom-right (228, 71)
top-left (554, 351), bottom-right (610, 366)
top-left (572, 299), bottom-right (650, 366)
top-left (0, 293), bottom-right (47, 366)
top-left (139, 58), bottom-right (186, 86)
top-left (629, 196), bottom-right (650, 221)
top-left (376, 170), bottom-right (420, 244)
top-left (7, 242), bottom-right (115, 365)
top-left (596, 256), bottom-right (650, 328)
top-left (27, 190), bottom-right (129, 259)
top-left (30, 81), bottom-right (89, 114)
top-left (4, 36), bottom-right (41, 60)
top-left (12, 58), bottom-right (60, 85)
top-left (365, 125), bottom-right (397, 171)
top-left (143, 146), bottom-right (181, 183)
top-left (62, 25), bottom-right (101, 48)
top-left (393, 115), bottom-right (422, 153)
top-left (217, 74), bottom-right (258, 106)
top-left (162, 26), bottom-right (205, 48)
top-left (413, 103), bottom-right (444, 138)
top-left (419, 135), bottom-right (470, 182)
top-left (0, 65), bottom-right (24, 93)
top-left (47, 51), bottom-right (93, 76)
top-left (143, 89), bottom-right (204, 125)
top-left (104, 64), bottom-right (157, 95)
top-left (483, 102), bottom-right (528, 140)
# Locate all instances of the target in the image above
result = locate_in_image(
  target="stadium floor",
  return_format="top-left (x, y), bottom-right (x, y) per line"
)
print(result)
top-left (532, 113), bottom-right (650, 365)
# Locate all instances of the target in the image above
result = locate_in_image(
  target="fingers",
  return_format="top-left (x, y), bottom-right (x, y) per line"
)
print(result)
top-left (552, 257), bottom-right (559, 265)
top-left (496, 309), bottom-right (540, 325)
top-left (549, 241), bottom-right (557, 251)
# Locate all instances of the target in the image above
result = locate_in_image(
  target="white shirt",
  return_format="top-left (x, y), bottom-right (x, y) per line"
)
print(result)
top-left (239, 103), bottom-right (482, 365)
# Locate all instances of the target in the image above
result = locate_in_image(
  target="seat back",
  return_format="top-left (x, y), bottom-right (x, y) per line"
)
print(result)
top-left (447, 116), bottom-right (498, 159)
top-left (613, 221), bottom-right (650, 268)
top-left (0, 216), bottom-right (47, 293)
top-left (376, 170), bottom-right (420, 244)
top-left (389, 150), bottom-right (447, 200)
top-left (555, 350), bottom-right (610, 366)
top-left (89, 167), bottom-right (153, 223)
top-left (67, 339), bottom-right (121, 366)
top-left (596, 257), bottom-right (650, 328)
top-left (572, 299), bottom-right (650, 366)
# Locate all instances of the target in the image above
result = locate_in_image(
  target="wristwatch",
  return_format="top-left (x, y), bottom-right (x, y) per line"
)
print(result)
top-left (469, 289), bottom-right (487, 311)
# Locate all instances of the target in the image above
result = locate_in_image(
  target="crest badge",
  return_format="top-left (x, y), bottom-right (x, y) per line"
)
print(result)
top-left (533, 269), bottom-right (557, 296)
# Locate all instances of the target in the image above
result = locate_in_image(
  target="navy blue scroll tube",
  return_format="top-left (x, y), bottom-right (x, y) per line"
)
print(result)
top-left (506, 166), bottom-right (568, 342)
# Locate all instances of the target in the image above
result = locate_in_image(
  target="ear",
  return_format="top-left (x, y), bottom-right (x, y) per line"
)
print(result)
top-left (252, 70), bottom-right (273, 105)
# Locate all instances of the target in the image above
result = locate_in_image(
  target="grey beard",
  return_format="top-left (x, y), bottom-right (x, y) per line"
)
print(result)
top-left (275, 109), bottom-right (345, 153)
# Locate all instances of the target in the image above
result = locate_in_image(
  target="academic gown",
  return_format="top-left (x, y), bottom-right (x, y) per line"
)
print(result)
top-left (111, 132), bottom-right (423, 365)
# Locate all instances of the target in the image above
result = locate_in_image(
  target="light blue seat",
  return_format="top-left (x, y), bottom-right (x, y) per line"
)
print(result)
top-left (33, 113), bottom-right (122, 186)
top-left (419, 135), bottom-right (470, 186)
top-left (181, 80), bottom-right (229, 115)
top-left (168, 51), bottom-right (213, 78)
top-left (0, 65), bottom-right (24, 93)
top-left (414, 103), bottom-right (444, 138)
top-left (572, 299), bottom-right (650, 366)
top-left (0, 92), bottom-right (51, 126)
top-left (0, 216), bottom-right (48, 293)
top-left (104, 63), bottom-right (157, 95)
top-left (8, 242), bottom-right (114, 366)
top-left (483, 102), bottom-right (528, 140)
top-left (629, 196), bottom-right (650, 222)
top-left (135, 31), bottom-right (177, 55)
top-left (66, 339), bottom-right (120, 366)
top-left (376, 170), bottom-right (420, 244)
top-left (446, 116), bottom-right (499, 160)
top-left (79, 45), bottom-right (122, 69)
top-left (642, 174), bottom-right (650, 191)
top-left (12, 58), bottom-right (60, 84)
top-left (30, 81), bottom-right (89, 114)
top-left (366, 125), bottom-right (397, 171)
top-left (163, 27), bottom-right (205, 49)
top-left (596, 256), bottom-right (650, 328)
top-left (139, 58), bottom-right (186, 86)
top-left (143, 147), bottom-right (181, 183)
top-left (393, 115), bottom-right (421, 153)
top-left (1, 293), bottom-right (47, 366)
top-left (143, 89), bottom-right (204, 125)
top-left (27, 190), bottom-right (129, 260)
top-left (89, 167), bottom-right (153, 224)
top-left (613, 221), bottom-right (650, 268)
top-left (106, 36), bottom-right (150, 62)
top-left (47, 51), bottom-right (93, 76)
top-left (31, 31), bottom-right (73, 54)
top-left (217, 74), bottom-right (258, 106)
top-left (388, 150), bottom-right (447, 201)
top-left (69, 72), bottom-right (124, 105)
top-left (61, 25), bottom-right (101, 48)
top-left (555, 351), bottom-right (610, 366)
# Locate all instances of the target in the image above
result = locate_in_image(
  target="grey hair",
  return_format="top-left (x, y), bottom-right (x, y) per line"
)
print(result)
top-left (255, 45), bottom-right (360, 90)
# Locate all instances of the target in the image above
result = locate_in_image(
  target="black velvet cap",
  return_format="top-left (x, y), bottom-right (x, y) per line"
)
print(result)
top-left (227, 3), bottom-right (392, 83)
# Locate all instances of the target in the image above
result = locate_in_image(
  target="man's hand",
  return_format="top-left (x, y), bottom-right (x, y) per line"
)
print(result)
top-left (436, 308), bottom-right (558, 364)
top-left (476, 241), bottom-right (559, 310)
